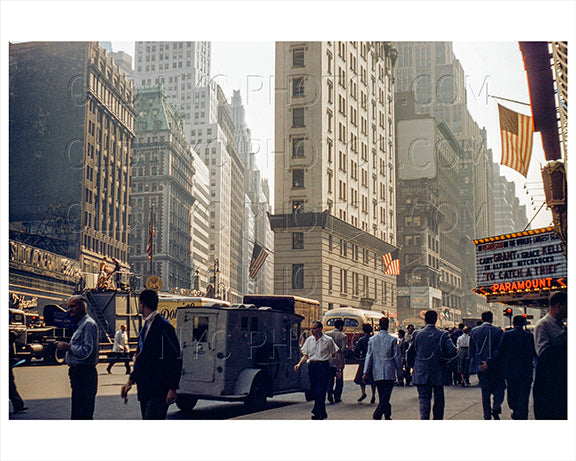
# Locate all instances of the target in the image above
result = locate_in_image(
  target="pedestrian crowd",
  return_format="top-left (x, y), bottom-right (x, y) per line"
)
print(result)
top-left (10, 291), bottom-right (566, 421)
top-left (293, 291), bottom-right (567, 421)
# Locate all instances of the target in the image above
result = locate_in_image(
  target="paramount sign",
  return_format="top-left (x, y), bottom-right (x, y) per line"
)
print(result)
top-left (472, 227), bottom-right (566, 301)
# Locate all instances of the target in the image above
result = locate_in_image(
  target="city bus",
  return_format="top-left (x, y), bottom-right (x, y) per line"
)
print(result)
top-left (157, 293), bottom-right (231, 327)
top-left (322, 307), bottom-right (387, 352)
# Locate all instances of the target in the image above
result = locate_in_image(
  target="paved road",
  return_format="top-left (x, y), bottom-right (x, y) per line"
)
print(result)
top-left (9, 362), bottom-right (532, 420)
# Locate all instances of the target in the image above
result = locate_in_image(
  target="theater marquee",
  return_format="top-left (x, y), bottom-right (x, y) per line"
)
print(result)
top-left (472, 227), bottom-right (566, 305)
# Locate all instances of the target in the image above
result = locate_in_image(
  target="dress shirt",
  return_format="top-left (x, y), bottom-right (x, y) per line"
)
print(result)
top-left (112, 329), bottom-right (129, 353)
top-left (534, 314), bottom-right (566, 356)
top-left (142, 310), bottom-right (160, 343)
top-left (301, 334), bottom-right (338, 362)
top-left (457, 334), bottom-right (470, 349)
top-left (66, 314), bottom-right (99, 366)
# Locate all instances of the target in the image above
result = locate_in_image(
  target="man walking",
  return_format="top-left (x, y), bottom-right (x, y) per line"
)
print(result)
top-left (470, 311), bottom-right (505, 420)
top-left (121, 289), bottom-right (182, 420)
top-left (408, 310), bottom-right (457, 420)
top-left (533, 292), bottom-right (567, 419)
top-left (404, 324), bottom-right (415, 385)
top-left (107, 324), bottom-right (131, 374)
top-left (57, 296), bottom-right (99, 419)
top-left (294, 321), bottom-right (339, 420)
top-left (494, 315), bottom-right (536, 419)
top-left (325, 319), bottom-right (347, 403)
top-left (363, 317), bottom-right (402, 420)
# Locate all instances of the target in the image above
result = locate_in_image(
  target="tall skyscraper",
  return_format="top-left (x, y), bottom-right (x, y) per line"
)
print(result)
top-left (394, 41), bottom-right (495, 316)
top-left (10, 42), bottom-right (135, 278)
top-left (272, 42), bottom-right (399, 318)
top-left (135, 41), bottom-right (211, 142)
top-left (395, 91), bottom-right (466, 326)
top-left (231, 90), bottom-right (275, 295)
top-left (130, 87), bottom-right (202, 291)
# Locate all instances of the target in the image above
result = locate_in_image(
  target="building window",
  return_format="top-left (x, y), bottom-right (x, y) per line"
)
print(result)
top-left (293, 77), bottom-right (305, 97)
top-left (292, 108), bottom-right (304, 127)
top-left (292, 232), bottom-right (304, 249)
top-left (292, 200), bottom-right (304, 213)
top-left (328, 265), bottom-right (333, 291)
top-left (292, 137), bottom-right (305, 157)
top-left (292, 264), bottom-right (304, 289)
top-left (292, 169), bottom-right (304, 188)
top-left (293, 48), bottom-right (304, 67)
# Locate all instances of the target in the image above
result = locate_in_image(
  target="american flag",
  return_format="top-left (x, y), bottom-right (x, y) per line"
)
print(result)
top-left (384, 258), bottom-right (400, 275)
top-left (147, 222), bottom-right (155, 260)
top-left (498, 104), bottom-right (534, 177)
top-left (249, 242), bottom-right (269, 279)
top-left (381, 252), bottom-right (392, 269)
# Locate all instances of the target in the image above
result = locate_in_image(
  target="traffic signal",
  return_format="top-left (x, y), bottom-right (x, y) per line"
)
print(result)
top-left (522, 313), bottom-right (534, 319)
top-left (503, 308), bottom-right (513, 318)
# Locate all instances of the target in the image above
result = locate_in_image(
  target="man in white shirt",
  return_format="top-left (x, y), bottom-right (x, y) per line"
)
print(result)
top-left (294, 321), bottom-right (339, 420)
top-left (107, 324), bottom-right (131, 374)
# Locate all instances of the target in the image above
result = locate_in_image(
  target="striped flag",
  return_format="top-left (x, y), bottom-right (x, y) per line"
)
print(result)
top-left (147, 213), bottom-right (155, 260)
top-left (498, 104), bottom-right (534, 177)
top-left (384, 258), bottom-right (400, 275)
top-left (249, 242), bottom-right (269, 279)
top-left (381, 252), bottom-right (392, 269)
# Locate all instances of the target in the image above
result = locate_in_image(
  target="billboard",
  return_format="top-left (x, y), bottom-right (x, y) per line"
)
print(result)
top-left (473, 227), bottom-right (566, 298)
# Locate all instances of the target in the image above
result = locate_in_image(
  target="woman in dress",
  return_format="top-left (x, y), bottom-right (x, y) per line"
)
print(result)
top-left (353, 323), bottom-right (376, 403)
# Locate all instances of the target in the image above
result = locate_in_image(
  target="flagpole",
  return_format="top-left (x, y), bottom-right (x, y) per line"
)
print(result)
top-left (489, 95), bottom-right (531, 107)
top-left (149, 204), bottom-right (154, 276)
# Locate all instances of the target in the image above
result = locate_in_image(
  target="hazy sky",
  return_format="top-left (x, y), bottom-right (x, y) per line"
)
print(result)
top-left (113, 40), bottom-right (552, 229)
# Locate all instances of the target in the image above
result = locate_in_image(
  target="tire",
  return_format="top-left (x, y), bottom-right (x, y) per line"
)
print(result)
top-left (244, 376), bottom-right (268, 412)
top-left (175, 395), bottom-right (198, 413)
top-left (45, 344), bottom-right (66, 365)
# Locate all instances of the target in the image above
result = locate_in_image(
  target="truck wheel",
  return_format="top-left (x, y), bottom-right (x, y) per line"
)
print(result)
top-left (45, 344), bottom-right (66, 365)
top-left (175, 395), bottom-right (198, 413)
top-left (244, 376), bottom-right (268, 411)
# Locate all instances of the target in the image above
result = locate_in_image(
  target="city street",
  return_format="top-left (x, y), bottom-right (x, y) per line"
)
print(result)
top-left (9, 362), bottom-right (532, 420)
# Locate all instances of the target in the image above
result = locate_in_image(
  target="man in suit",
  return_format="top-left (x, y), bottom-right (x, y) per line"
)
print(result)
top-left (363, 317), bottom-right (402, 420)
top-left (121, 289), bottom-right (182, 420)
top-left (533, 291), bottom-right (567, 419)
top-left (408, 310), bottom-right (457, 420)
top-left (325, 319), bottom-right (347, 403)
top-left (470, 311), bottom-right (505, 420)
top-left (493, 315), bottom-right (536, 420)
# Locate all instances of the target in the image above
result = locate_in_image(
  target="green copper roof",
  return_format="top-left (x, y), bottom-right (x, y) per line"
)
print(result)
top-left (135, 86), bottom-right (184, 135)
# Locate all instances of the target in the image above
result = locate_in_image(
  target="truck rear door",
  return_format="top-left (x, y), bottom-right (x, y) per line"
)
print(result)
top-left (179, 311), bottom-right (218, 383)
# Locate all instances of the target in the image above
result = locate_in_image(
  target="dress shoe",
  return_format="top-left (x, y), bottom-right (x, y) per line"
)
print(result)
top-left (370, 396), bottom-right (376, 404)
top-left (334, 398), bottom-right (342, 403)
top-left (357, 393), bottom-right (367, 402)
top-left (327, 395), bottom-right (334, 404)
top-left (311, 414), bottom-right (327, 420)
top-left (492, 410), bottom-right (500, 420)
top-left (385, 415), bottom-right (392, 420)
top-left (14, 406), bottom-right (29, 413)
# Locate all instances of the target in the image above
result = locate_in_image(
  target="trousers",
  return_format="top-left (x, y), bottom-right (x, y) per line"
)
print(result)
top-left (140, 397), bottom-right (169, 420)
top-left (416, 384), bottom-right (445, 420)
top-left (327, 366), bottom-right (344, 402)
top-left (506, 378), bottom-right (532, 420)
top-left (309, 361), bottom-right (330, 419)
top-left (68, 364), bottom-right (98, 420)
top-left (373, 380), bottom-right (395, 419)
top-left (478, 372), bottom-right (505, 419)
